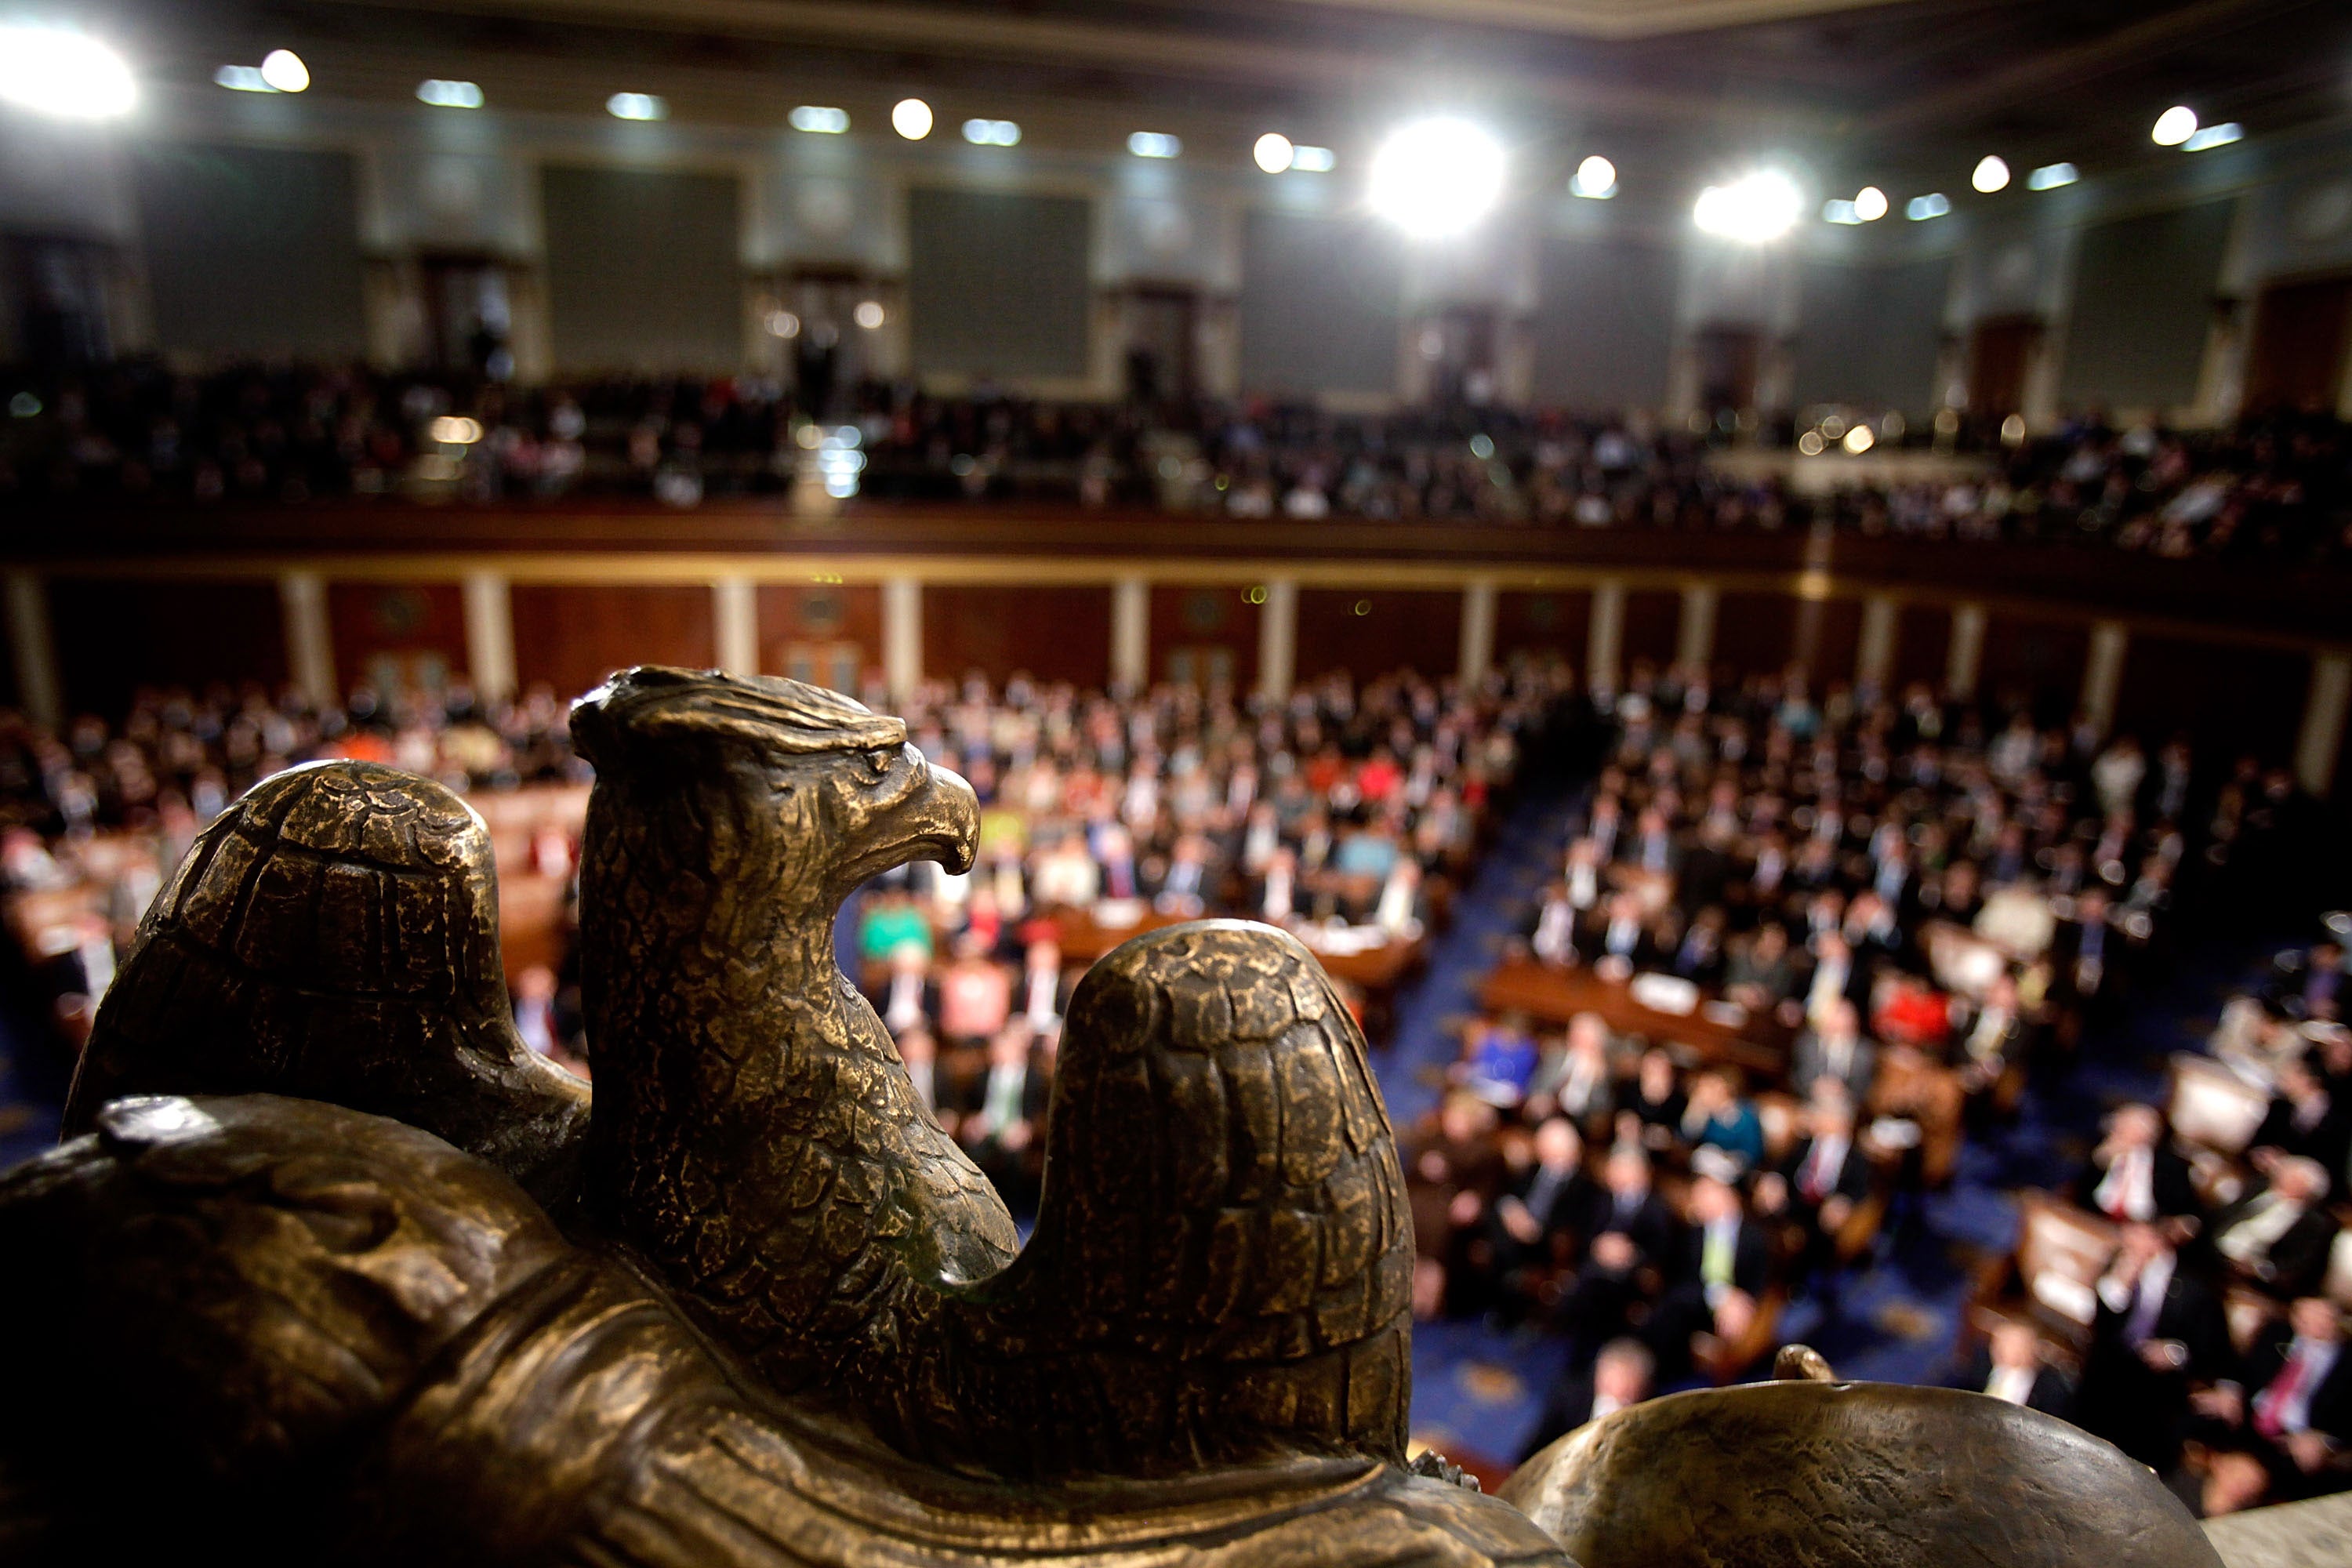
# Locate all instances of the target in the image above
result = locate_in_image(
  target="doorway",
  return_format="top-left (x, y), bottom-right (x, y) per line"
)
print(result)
top-left (1124, 285), bottom-right (1197, 404)
top-left (1693, 325), bottom-right (1762, 416)
top-left (8, 236), bottom-right (116, 368)
top-left (1967, 316), bottom-right (2043, 419)
top-left (1421, 305), bottom-right (1500, 405)
top-left (420, 254), bottom-right (514, 377)
top-left (2244, 276), bottom-right (2352, 415)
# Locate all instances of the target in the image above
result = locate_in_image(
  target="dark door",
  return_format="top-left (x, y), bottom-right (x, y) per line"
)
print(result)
top-left (1429, 305), bottom-right (1499, 405)
top-left (9, 237), bottom-right (115, 368)
top-left (1126, 286), bottom-right (1196, 403)
top-left (1968, 316), bottom-right (2042, 419)
top-left (2245, 276), bottom-right (2352, 414)
top-left (1694, 325), bottom-right (1762, 416)
top-left (420, 254), bottom-right (513, 376)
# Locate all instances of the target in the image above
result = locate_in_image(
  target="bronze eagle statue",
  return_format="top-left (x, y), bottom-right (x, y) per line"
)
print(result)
top-left (1, 666), bottom-right (2225, 1567)
top-left (5, 666), bottom-right (1562, 1566)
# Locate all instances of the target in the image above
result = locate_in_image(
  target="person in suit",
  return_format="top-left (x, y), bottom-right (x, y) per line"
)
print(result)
top-left (1798, 931), bottom-right (1873, 1029)
top-left (2251, 1053), bottom-right (2352, 1176)
top-left (1519, 1337), bottom-right (1656, 1463)
top-left (1490, 1116), bottom-right (1593, 1314)
top-left (1650, 1172), bottom-right (1773, 1378)
top-left (2208, 1156), bottom-right (2341, 1299)
top-left (2074, 1103), bottom-right (2203, 1225)
top-left (1563, 1145), bottom-right (1679, 1356)
top-left (960, 1021), bottom-right (1054, 1212)
top-left (1581, 890), bottom-right (1657, 976)
top-left (2190, 1296), bottom-right (2352, 1505)
top-left (869, 939), bottom-right (939, 1040)
top-left (2074, 1222), bottom-right (2235, 1472)
top-left (1527, 1011), bottom-right (1615, 1134)
top-left (1013, 935), bottom-right (1075, 1031)
top-left (1759, 1085), bottom-right (1875, 1281)
top-left (1790, 997), bottom-right (1878, 1105)
top-left (1947, 1322), bottom-right (2075, 1418)
top-left (1621, 1048), bottom-right (1686, 1152)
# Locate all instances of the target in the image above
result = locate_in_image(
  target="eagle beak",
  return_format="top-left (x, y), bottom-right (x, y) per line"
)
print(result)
top-left (891, 757), bottom-right (980, 878)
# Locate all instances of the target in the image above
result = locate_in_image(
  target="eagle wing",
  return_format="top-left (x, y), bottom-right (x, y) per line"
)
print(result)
top-left (64, 760), bottom-right (589, 1208)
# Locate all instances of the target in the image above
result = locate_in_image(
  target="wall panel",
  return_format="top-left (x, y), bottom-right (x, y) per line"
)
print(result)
top-left (1239, 211), bottom-right (1405, 397)
top-left (50, 579), bottom-right (286, 717)
top-left (2111, 636), bottom-right (2309, 768)
top-left (1893, 602), bottom-right (1952, 693)
top-left (907, 188), bottom-right (1091, 380)
top-left (2060, 200), bottom-right (2234, 412)
top-left (328, 582), bottom-right (470, 695)
top-left (1148, 584), bottom-right (1259, 691)
top-left (1791, 256), bottom-right (1949, 414)
top-left (923, 584), bottom-right (1111, 688)
top-left (1530, 238), bottom-right (1677, 409)
top-left (1979, 613), bottom-right (2089, 724)
top-left (510, 585), bottom-right (713, 701)
top-left (1713, 590), bottom-right (1797, 677)
top-left (541, 166), bottom-right (742, 373)
top-left (1621, 589), bottom-right (1681, 670)
top-left (1801, 594), bottom-right (1864, 688)
top-left (1496, 588), bottom-right (1592, 669)
top-left (759, 584), bottom-right (882, 691)
top-left (132, 144), bottom-right (365, 361)
top-left (1294, 589), bottom-right (1460, 684)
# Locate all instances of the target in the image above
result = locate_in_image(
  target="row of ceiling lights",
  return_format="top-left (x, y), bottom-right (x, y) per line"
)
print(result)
top-left (2, 29), bottom-right (2259, 248)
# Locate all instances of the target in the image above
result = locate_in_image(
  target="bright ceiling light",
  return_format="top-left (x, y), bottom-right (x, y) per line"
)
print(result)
top-left (2027, 162), bottom-right (2078, 191)
top-left (1253, 132), bottom-right (1294, 173)
top-left (259, 49), bottom-right (309, 93)
top-left (1127, 131), bottom-right (1181, 158)
top-left (1290, 144), bottom-right (1335, 172)
top-left (891, 98), bottom-right (933, 140)
top-left (2183, 122), bottom-right (2243, 151)
top-left (0, 27), bottom-right (137, 121)
top-left (1906, 192), bottom-right (1951, 221)
top-left (1692, 170), bottom-right (1802, 243)
top-left (789, 105), bottom-right (848, 134)
top-left (1369, 117), bottom-right (1506, 238)
top-left (1853, 185), bottom-right (1889, 221)
top-left (961, 118), bottom-right (1019, 147)
top-left (1842, 424), bottom-right (1875, 455)
top-left (1571, 154), bottom-right (1617, 199)
top-left (852, 299), bottom-right (885, 329)
top-left (607, 93), bottom-right (666, 122)
top-left (429, 415), bottom-right (483, 445)
top-left (1822, 199), bottom-right (1859, 224)
top-left (2151, 105), bottom-right (2198, 146)
top-left (215, 65), bottom-right (271, 93)
top-left (1971, 155), bottom-right (2010, 193)
top-left (417, 79), bottom-right (483, 109)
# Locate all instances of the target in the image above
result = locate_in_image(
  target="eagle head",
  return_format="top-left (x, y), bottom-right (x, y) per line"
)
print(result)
top-left (571, 667), bottom-right (978, 903)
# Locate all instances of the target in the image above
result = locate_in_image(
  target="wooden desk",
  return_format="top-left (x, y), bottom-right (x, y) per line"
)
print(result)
top-left (1052, 909), bottom-right (1425, 995)
top-left (1477, 958), bottom-right (1791, 1078)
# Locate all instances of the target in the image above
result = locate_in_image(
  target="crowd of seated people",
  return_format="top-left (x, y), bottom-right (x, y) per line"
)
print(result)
top-left (6, 361), bottom-right (2344, 562)
top-left (1400, 655), bottom-right (2337, 1483)
top-left (2028, 924), bottom-right (2352, 1517)
top-left (847, 664), bottom-right (1559, 1214)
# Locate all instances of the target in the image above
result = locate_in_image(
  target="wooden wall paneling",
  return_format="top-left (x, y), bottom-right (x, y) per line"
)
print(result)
top-left (1712, 590), bottom-right (1798, 679)
top-left (510, 585), bottom-right (715, 702)
top-left (2111, 635), bottom-right (2311, 769)
top-left (1621, 589), bottom-right (1681, 671)
top-left (1148, 583), bottom-right (1259, 691)
top-left (1294, 589), bottom-right (1461, 684)
top-left (327, 582), bottom-right (469, 696)
top-left (49, 578), bottom-right (288, 717)
top-left (759, 583), bottom-right (883, 692)
top-left (1979, 612), bottom-right (2089, 725)
top-left (1892, 602), bottom-right (1953, 693)
top-left (1800, 594), bottom-right (1864, 688)
top-left (922, 584), bottom-right (1112, 688)
top-left (1495, 588), bottom-right (1593, 670)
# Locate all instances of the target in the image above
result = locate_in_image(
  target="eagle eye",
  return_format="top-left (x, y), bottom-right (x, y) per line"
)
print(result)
top-left (860, 746), bottom-right (895, 779)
